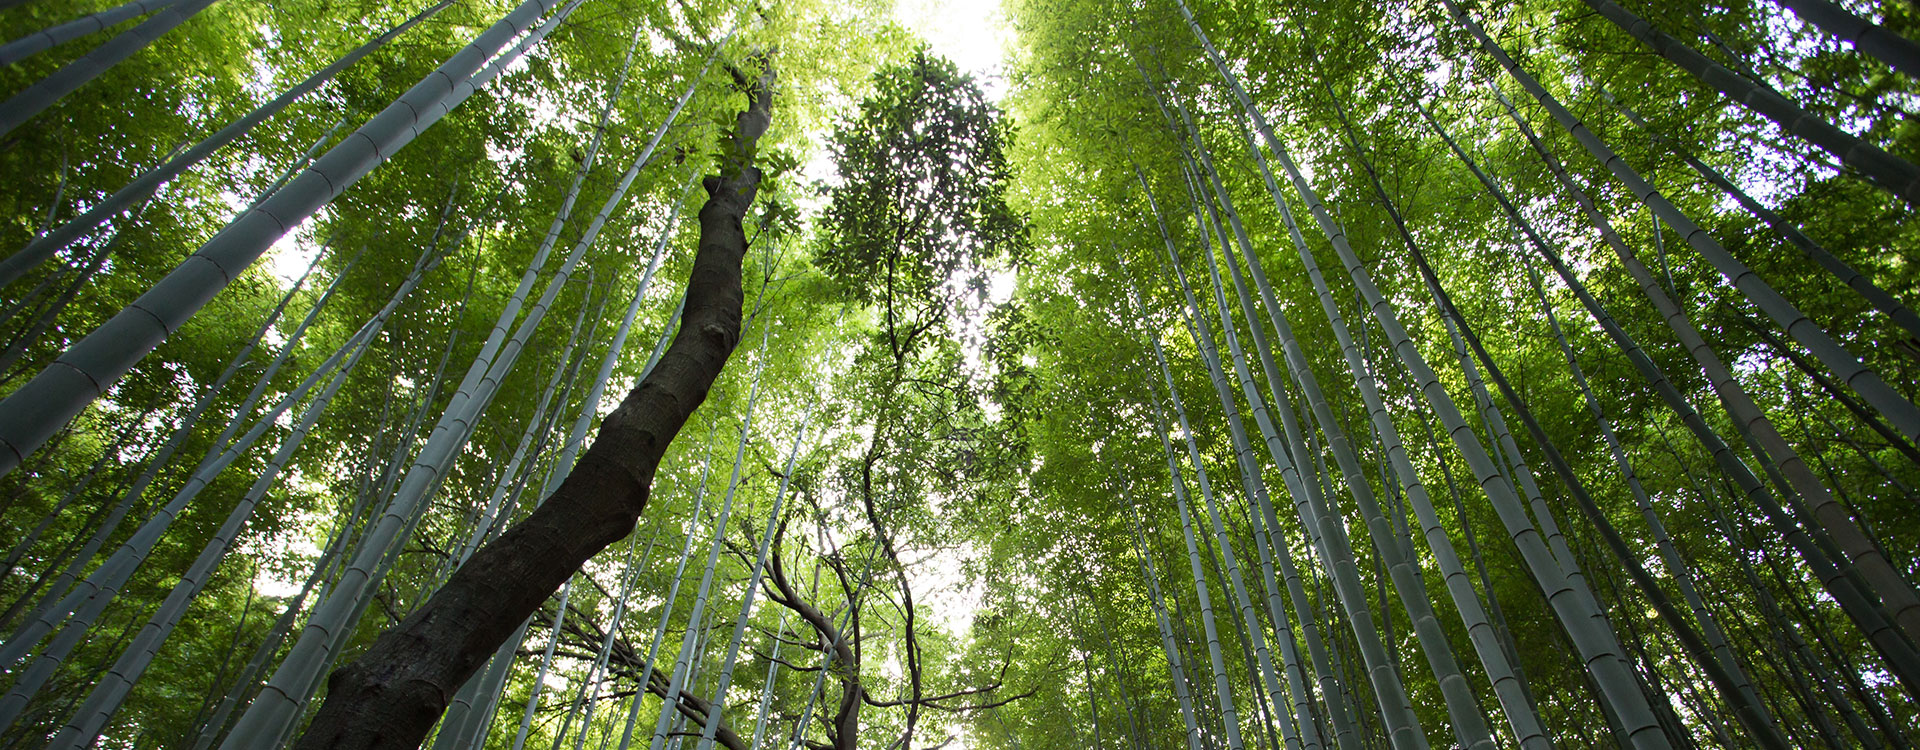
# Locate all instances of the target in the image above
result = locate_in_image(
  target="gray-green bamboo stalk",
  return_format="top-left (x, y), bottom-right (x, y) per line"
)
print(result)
top-left (1170, 3), bottom-right (1672, 744)
top-left (1776, 0), bottom-right (1920, 79)
top-left (0, 0), bottom-right (218, 136)
top-left (0, 0), bottom-right (454, 288)
top-left (1158, 161), bottom-right (1312, 750)
top-left (694, 390), bottom-right (822, 750)
top-left (1476, 79), bottom-right (1920, 643)
top-left (0, 0), bottom-right (179, 64)
top-left (1447, 4), bottom-right (1920, 697)
top-left (1126, 494), bottom-right (1206, 750)
top-left (0, 238), bottom-right (368, 675)
top-left (0, 0), bottom-right (569, 475)
top-left (1597, 84), bottom-right (1920, 345)
top-left (48, 304), bottom-right (386, 749)
top-left (1314, 86), bottom-right (1563, 750)
top-left (1574, 0), bottom-right (1920, 205)
top-left (1418, 254), bottom-right (1791, 749)
top-left (644, 321), bottom-right (777, 750)
top-left (1480, 2), bottom-right (1920, 448)
top-left (1518, 261), bottom-right (1775, 735)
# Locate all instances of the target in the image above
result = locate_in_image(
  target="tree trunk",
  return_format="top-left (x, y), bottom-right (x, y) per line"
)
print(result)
top-left (285, 59), bottom-right (774, 750)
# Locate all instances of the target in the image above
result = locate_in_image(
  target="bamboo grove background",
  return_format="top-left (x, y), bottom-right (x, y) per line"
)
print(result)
top-left (0, 0), bottom-right (1917, 747)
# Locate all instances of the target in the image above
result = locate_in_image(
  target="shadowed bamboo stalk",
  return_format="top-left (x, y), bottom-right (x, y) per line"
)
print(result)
top-left (0, 258), bottom-right (414, 733)
top-left (1412, 248), bottom-right (1792, 749)
top-left (1159, 95), bottom-right (1341, 748)
top-left (0, 0), bottom-right (568, 475)
top-left (1594, 83), bottom-right (1920, 345)
top-left (0, 0), bottom-right (218, 136)
top-left (1156, 147), bottom-right (1310, 750)
top-left (0, 0), bottom-right (455, 289)
top-left (1484, 74), bottom-right (1920, 644)
top-left (1140, 367), bottom-right (1247, 750)
top-left (1214, 125), bottom-right (1369, 750)
top-left (47, 304), bottom-right (390, 750)
top-left (1473, 2), bottom-right (1920, 445)
top-left (1128, 161), bottom-right (1374, 748)
top-left (1776, 0), bottom-right (1920, 78)
top-left (1574, 0), bottom-right (1920, 205)
top-left (1125, 485), bottom-right (1207, 750)
top-left (0, 238), bottom-right (368, 678)
top-left (1440, 30), bottom-right (1920, 699)
top-left (0, 235), bottom-right (316, 590)
top-left (1448, 0), bottom-right (1920, 700)
top-left (1457, 31), bottom-right (1920, 653)
top-left (0, 0), bottom-right (181, 66)
top-left (1311, 82), bottom-right (1555, 750)
top-left (1170, 2), bottom-right (1672, 743)
top-left (1506, 223), bottom-right (1777, 737)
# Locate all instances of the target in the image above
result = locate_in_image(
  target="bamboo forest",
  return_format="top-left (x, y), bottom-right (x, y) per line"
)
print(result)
top-left (5, 0), bottom-right (1920, 746)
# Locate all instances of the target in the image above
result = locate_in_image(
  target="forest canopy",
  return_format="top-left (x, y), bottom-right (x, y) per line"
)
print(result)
top-left (0, 0), bottom-right (1918, 748)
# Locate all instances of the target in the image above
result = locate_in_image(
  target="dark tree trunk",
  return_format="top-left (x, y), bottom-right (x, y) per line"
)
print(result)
top-left (289, 61), bottom-right (776, 750)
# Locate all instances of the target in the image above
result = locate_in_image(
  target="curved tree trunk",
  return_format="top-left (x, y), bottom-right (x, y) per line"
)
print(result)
top-left (285, 59), bottom-right (774, 750)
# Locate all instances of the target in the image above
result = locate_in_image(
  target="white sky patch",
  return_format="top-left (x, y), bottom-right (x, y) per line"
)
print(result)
top-left (266, 230), bottom-right (325, 285)
top-left (801, 0), bottom-right (1013, 190)
top-left (893, 0), bottom-right (1013, 102)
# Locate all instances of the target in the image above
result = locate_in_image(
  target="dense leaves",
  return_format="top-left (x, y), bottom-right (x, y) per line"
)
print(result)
top-left (2, 0), bottom-right (1919, 748)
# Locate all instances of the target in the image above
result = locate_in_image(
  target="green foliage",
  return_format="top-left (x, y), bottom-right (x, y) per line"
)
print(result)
top-left (4, 0), bottom-right (1920, 748)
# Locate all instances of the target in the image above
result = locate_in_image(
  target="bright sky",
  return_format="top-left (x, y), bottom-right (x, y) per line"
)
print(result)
top-left (893, 0), bottom-right (1013, 101)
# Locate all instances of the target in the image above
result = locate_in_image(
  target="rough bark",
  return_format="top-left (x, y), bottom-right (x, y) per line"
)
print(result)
top-left (288, 61), bottom-right (774, 750)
